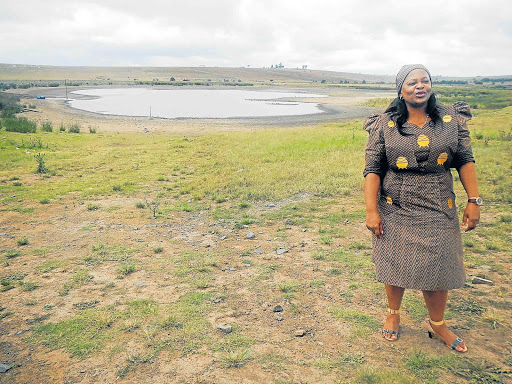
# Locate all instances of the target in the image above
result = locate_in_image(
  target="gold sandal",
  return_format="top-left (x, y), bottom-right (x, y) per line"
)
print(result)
top-left (426, 318), bottom-right (467, 352)
top-left (381, 308), bottom-right (400, 341)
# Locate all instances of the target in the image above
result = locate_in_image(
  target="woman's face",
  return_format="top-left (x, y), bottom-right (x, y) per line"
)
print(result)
top-left (400, 69), bottom-right (432, 108)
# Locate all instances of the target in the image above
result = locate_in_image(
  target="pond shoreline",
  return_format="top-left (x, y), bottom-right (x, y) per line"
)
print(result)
top-left (13, 85), bottom-right (394, 134)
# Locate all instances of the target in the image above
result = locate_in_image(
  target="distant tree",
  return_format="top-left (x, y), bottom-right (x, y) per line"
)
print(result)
top-left (271, 64), bottom-right (274, 69)
top-left (321, 80), bottom-right (326, 84)
top-left (170, 77), bottom-right (175, 81)
top-left (362, 80), bottom-right (366, 84)
top-left (302, 65), bottom-right (308, 70)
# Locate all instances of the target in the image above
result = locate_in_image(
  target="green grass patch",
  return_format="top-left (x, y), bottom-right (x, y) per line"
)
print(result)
top-left (30, 307), bottom-right (118, 358)
top-left (328, 307), bottom-right (380, 338)
top-left (60, 268), bottom-right (93, 295)
top-left (277, 281), bottom-right (301, 293)
top-left (35, 260), bottom-right (63, 273)
top-left (404, 349), bottom-right (510, 383)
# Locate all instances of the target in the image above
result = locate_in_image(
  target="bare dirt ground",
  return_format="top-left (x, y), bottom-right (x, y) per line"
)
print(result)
top-left (1, 193), bottom-right (510, 384)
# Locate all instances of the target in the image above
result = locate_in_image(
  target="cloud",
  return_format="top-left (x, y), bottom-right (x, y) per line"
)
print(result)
top-left (0, 0), bottom-right (510, 76)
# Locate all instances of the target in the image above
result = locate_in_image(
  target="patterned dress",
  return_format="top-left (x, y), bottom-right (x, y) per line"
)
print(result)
top-left (363, 102), bottom-right (475, 290)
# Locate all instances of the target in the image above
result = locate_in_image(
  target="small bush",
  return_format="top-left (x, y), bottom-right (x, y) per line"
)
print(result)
top-left (59, 123), bottom-right (66, 132)
top-left (17, 237), bottom-right (29, 246)
top-left (117, 263), bottom-right (136, 277)
top-left (41, 121), bottom-right (53, 132)
top-left (35, 153), bottom-right (48, 174)
top-left (153, 247), bottom-right (164, 254)
top-left (40, 198), bottom-right (50, 204)
top-left (112, 184), bottom-right (122, 192)
top-left (135, 202), bottom-right (145, 209)
top-left (68, 123), bottom-right (80, 133)
top-left (89, 126), bottom-right (96, 133)
top-left (12, 181), bottom-right (22, 186)
top-left (86, 203), bottom-right (100, 211)
top-left (4, 117), bottom-right (37, 133)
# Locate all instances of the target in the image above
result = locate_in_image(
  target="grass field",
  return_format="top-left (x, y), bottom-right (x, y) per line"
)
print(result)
top-left (0, 93), bottom-right (511, 383)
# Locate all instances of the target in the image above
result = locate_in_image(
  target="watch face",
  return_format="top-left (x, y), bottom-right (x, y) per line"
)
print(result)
top-left (476, 197), bottom-right (483, 205)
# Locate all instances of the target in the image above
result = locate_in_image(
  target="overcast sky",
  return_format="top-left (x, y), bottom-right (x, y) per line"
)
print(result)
top-left (1, 0), bottom-right (510, 76)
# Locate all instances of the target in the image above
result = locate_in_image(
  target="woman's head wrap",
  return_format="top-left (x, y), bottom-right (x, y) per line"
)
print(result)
top-left (396, 64), bottom-right (432, 95)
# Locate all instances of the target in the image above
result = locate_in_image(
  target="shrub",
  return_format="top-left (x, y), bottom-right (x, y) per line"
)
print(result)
top-left (35, 153), bottom-right (48, 174)
top-left (17, 237), bottom-right (29, 246)
top-left (4, 116), bottom-right (37, 133)
top-left (41, 121), bottom-right (53, 132)
top-left (68, 123), bottom-right (80, 133)
top-left (117, 263), bottom-right (136, 277)
top-left (89, 126), bottom-right (97, 133)
top-left (59, 123), bottom-right (66, 132)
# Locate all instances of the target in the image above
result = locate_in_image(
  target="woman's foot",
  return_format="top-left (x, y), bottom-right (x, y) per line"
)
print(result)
top-left (382, 308), bottom-right (400, 341)
top-left (427, 319), bottom-right (467, 352)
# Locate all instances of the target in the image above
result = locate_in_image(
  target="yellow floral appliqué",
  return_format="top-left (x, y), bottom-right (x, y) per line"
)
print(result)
top-left (442, 115), bottom-right (453, 123)
top-left (387, 120), bottom-right (396, 128)
top-left (437, 152), bottom-right (448, 165)
top-left (447, 198), bottom-right (453, 209)
top-left (417, 135), bottom-right (430, 147)
top-left (396, 157), bottom-right (408, 169)
top-left (386, 196), bottom-right (393, 204)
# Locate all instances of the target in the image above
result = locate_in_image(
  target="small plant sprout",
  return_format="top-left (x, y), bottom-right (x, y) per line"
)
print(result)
top-left (144, 198), bottom-right (160, 218)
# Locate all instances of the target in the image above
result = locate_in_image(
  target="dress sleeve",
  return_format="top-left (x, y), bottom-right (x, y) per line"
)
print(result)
top-left (451, 101), bottom-right (475, 169)
top-left (363, 114), bottom-right (387, 177)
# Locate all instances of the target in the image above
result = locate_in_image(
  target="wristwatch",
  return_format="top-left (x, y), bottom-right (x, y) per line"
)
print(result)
top-left (468, 197), bottom-right (483, 206)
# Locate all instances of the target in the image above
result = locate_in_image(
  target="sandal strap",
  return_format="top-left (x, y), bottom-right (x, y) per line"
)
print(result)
top-left (452, 337), bottom-right (464, 350)
top-left (429, 318), bottom-right (445, 326)
top-left (387, 308), bottom-right (400, 315)
top-left (381, 329), bottom-right (399, 336)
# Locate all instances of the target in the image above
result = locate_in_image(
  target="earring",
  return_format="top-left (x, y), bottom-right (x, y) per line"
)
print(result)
top-left (399, 95), bottom-right (404, 100)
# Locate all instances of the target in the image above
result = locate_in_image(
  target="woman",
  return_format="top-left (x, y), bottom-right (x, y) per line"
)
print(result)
top-left (363, 64), bottom-right (481, 352)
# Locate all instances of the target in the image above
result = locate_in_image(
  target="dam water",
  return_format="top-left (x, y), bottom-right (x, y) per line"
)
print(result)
top-left (68, 88), bottom-right (328, 119)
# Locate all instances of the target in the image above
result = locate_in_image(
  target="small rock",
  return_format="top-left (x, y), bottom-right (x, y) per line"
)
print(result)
top-left (273, 305), bottom-right (284, 312)
top-left (276, 248), bottom-right (288, 255)
top-left (0, 363), bottom-right (12, 373)
top-left (216, 323), bottom-right (232, 334)
top-left (253, 249), bottom-right (264, 254)
top-left (246, 232), bottom-right (255, 239)
top-left (275, 315), bottom-right (284, 321)
top-left (220, 236), bottom-right (227, 240)
top-left (267, 203), bottom-right (276, 207)
top-left (294, 329), bottom-right (306, 337)
top-left (301, 229), bottom-right (307, 232)
top-left (243, 264), bottom-right (251, 267)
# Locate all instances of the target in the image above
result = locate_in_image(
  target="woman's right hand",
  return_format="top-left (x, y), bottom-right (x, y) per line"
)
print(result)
top-left (366, 211), bottom-right (383, 239)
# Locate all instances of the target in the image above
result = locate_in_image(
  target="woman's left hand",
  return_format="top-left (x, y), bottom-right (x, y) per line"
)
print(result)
top-left (462, 203), bottom-right (480, 232)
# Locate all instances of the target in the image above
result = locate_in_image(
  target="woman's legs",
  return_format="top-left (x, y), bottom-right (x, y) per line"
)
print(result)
top-left (422, 290), bottom-right (467, 351)
top-left (382, 284), bottom-right (405, 340)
